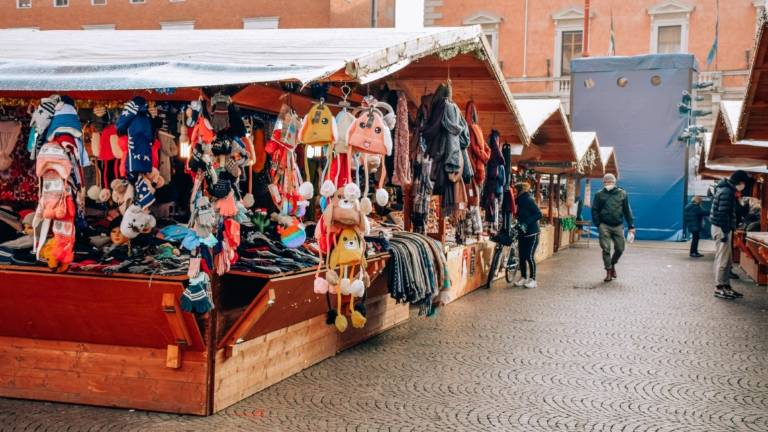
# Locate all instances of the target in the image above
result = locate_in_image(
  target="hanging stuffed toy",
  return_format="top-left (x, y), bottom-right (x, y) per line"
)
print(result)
top-left (326, 227), bottom-right (368, 331)
top-left (346, 97), bottom-right (394, 213)
top-left (266, 104), bottom-right (313, 218)
top-left (299, 99), bottom-right (337, 146)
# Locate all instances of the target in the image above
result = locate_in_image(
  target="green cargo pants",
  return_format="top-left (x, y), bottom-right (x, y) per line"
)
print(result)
top-left (598, 223), bottom-right (625, 270)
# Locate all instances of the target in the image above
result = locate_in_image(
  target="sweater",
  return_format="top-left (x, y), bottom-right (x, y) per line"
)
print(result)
top-left (116, 97), bottom-right (154, 175)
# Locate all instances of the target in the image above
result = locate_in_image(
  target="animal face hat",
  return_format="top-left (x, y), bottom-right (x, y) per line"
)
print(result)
top-left (300, 100), bottom-right (337, 146)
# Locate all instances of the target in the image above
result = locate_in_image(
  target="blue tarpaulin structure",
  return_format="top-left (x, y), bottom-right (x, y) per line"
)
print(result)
top-left (571, 54), bottom-right (697, 241)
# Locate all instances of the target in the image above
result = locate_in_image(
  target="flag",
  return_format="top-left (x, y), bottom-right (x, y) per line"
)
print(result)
top-left (608, 9), bottom-right (616, 56)
top-left (707, 0), bottom-right (719, 66)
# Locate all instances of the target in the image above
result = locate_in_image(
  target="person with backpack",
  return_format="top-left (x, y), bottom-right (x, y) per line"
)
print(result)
top-left (684, 196), bottom-right (707, 258)
top-left (513, 182), bottom-right (542, 289)
top-left (592, 173), bottom-right (634, 282)
top-left (710, 170), bottom-right (750, 300)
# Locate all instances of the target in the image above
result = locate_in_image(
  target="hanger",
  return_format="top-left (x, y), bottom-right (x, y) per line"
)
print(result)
top-left (338, 83), bottom-right (352, 110)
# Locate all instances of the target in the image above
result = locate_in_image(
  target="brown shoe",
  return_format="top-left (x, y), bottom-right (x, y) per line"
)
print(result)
top-left (610, 267), bottom-right (617, 279)
top-left (604, 269), bottom-right (613, 282)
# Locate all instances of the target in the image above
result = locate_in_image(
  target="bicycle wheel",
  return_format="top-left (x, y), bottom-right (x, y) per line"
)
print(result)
top-left (505, 244), bottom-right (519, 283)
top-left (486, 244), bottom-right (503, 288)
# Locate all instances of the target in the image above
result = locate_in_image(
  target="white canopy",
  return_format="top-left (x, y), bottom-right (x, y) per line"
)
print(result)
top-left (571, 131), bottom-right (598, 160)
top-left (514, 99), bottom-right (562, 137)
top-left (0, 26), bottom-right (485, 91)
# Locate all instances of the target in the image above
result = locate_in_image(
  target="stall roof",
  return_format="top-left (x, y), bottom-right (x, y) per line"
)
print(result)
top-left (599, 147), bottom-right (619, 178)
top-left (571, 131), bottom-right (604, 178)
top-left (0, 26), bottom-right (527, 145)
top-left (0, 27), bottom-right (487, 90)
top-left (698, 132), bottom-right (768, 179)
top-left (708, 101), bottom-right (768, 166)
top-left (512, 98), bottom-right (578, 173)
top-left (738, 18), bottom-right (768, 141)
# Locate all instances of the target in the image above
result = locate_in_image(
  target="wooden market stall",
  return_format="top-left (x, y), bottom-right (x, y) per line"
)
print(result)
top-left (569, 131), bottom-right (605, 246)
top-left (510, 98), bottom-right (579, 259)
top-left (0, 26), bottom-right (526, 414)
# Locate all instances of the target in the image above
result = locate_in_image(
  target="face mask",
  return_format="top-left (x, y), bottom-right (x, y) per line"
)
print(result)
top-left (736, 184), bottom-right (745, 192)
top-left (605, 184), bottom-right (615, 191)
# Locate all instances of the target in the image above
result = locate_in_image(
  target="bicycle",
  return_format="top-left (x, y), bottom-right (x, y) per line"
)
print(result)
top-left (485, 224), bottom-right (520, 288)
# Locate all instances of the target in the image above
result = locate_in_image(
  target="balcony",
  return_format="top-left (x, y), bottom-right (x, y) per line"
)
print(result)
top-left (553, 76), bottom-right (571, 96)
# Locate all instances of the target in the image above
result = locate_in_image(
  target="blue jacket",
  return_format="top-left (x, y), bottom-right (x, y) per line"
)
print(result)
top-left (515, 191), bottom-right (542, 235)
top-left (684, 202), bottom-right (707, 232)
top-left (116, 97), bottom-right (154, 174)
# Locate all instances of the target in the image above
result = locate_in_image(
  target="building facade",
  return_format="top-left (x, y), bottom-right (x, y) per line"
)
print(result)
top-left (2, 0), bottom-right (395, 30)
top-left (428, 0), bottom-right (761, 120)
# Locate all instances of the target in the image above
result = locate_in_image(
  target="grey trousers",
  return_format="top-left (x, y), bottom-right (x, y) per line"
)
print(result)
top-left (711, 225), bottom-right (732, 286)
top-left (598, 223), bottom-right (625, 269)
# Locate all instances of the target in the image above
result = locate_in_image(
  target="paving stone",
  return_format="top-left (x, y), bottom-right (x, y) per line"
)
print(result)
top-left (1, 242), bottom-right (767, 431)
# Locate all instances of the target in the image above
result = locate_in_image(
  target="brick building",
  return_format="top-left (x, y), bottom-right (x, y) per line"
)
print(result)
top-left (427, 0), bottom-right (762, 123)
top-left (2, 0), bottom-right (395, 30)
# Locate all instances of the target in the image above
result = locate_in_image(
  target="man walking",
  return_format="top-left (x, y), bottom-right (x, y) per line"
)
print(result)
top-left (710, 170), bottom-right (750, 300)
top-left (684, 196), bottom-right (707, 258)
top-left (592, 173), bottom-right (634, 282)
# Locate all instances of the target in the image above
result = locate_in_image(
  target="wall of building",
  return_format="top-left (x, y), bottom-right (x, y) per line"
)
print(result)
top-left (432, 0), bottom-right (759, 93)
top-left (0, 0), bottom-right (397, 30)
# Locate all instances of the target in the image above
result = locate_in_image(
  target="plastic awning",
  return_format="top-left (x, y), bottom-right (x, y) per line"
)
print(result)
top-left (0, 27), bottom-right (486, 91)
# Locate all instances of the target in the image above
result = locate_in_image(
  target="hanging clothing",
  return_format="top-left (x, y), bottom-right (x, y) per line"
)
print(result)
top-left (480, 129), bottom-right (505, 224)
top-left (116, 97), bottom-right (154, 175)
top-left (391, 91), bottom-right (412, 187)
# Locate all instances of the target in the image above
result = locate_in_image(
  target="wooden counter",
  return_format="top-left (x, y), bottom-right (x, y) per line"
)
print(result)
top-left (0, 254), bottom-right (408, 415)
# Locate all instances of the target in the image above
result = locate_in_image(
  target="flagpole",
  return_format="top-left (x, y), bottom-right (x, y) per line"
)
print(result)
top-left (583, 0), bottom-right (591, 57)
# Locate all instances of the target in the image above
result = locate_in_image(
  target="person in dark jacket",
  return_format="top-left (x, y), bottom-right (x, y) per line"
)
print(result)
top-left (710, 170), bottom-right (750, 300)
top-left (592, 173), bottom-right (634, 282)
top-left (684, 196), bottom-right (707, 258)
top-left (513, 182), bottom-right (542, 289)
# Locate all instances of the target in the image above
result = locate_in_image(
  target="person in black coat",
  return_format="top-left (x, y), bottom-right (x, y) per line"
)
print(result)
top-left (514, 182), bottom-right (542, 289)
top-left (709, 170), bottom-right (750, 300)
top-left (684, 196), bottom-right (707, 258)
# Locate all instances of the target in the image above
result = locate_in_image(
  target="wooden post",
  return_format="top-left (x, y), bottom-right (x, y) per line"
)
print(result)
top-left (548, 175), bottom-right (555, 225)
top-left (761, 176), bottom-right (768, 232)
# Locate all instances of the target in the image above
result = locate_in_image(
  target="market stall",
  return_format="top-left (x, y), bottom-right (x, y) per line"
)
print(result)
top-left (0, 26), bottom-right (526, 414)
top-left (510, 98), bottom-right (579, 259)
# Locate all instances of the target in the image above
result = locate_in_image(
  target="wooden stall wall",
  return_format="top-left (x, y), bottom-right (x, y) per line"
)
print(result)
top-left (212, 272), bottom-right (409, 412)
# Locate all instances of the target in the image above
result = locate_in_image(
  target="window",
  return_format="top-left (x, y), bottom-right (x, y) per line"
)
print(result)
top-left (17, 0), bottom-right (31, 8)
top-left (92, 0), bottom-right (107, 5)
top-left (552, 6), bottom-right (589, 77)
top-left (242, 17), bottom-right (280, 29)
top-left (462, 12), bottom-right (501, 60)
top-left (53, 0), bottom-right (68, 7)
top-left (130, 0), bottom-right (145, 3)
top-left (82, 24), bottom-right (115, 30)
top-left (160, 20), bottom-right (194, 30)
top-left (656, 25), bottom-right (682, 53)
top-left (560, 30), bottom-right (583, 75)
top-left (647, 1), bottom-right (692, 54)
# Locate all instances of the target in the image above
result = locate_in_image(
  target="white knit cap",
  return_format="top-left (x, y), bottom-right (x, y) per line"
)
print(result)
top-left (603, 173), bottom-right (616, 183)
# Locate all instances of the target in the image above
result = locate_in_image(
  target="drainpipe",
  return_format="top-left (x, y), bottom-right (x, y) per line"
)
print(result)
top-left (371, 0), bottom-right (378, 28)
top-left (583, 0), bottom-right (590, 57)
top-left (523, 0), bottom-right (529, 77)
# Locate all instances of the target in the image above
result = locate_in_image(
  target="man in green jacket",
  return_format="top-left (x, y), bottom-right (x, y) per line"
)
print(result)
top-left (592, 173), bottom-right (635, 282)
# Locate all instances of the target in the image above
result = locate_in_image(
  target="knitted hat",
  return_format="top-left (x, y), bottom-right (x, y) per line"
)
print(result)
top-left (730, 170), bottom-right (749, 185)
top-left (35, 143), bottom-right (72, 179)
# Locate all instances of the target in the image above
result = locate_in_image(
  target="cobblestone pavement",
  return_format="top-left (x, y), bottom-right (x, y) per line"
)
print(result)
top-left (2, 241), bottom-right (768, 431)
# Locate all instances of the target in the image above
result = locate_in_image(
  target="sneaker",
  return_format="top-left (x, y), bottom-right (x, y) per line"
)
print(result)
top-left (690, 253), bottom-right (703, 258)
top-left (725, 286), bottom-right (743, 298)
top-left (524, 279), bottom-right (537, 289)
top-left (514, 278), bottom-right (529, 287)
top-left (714, 286), bottom-right (736, 300)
